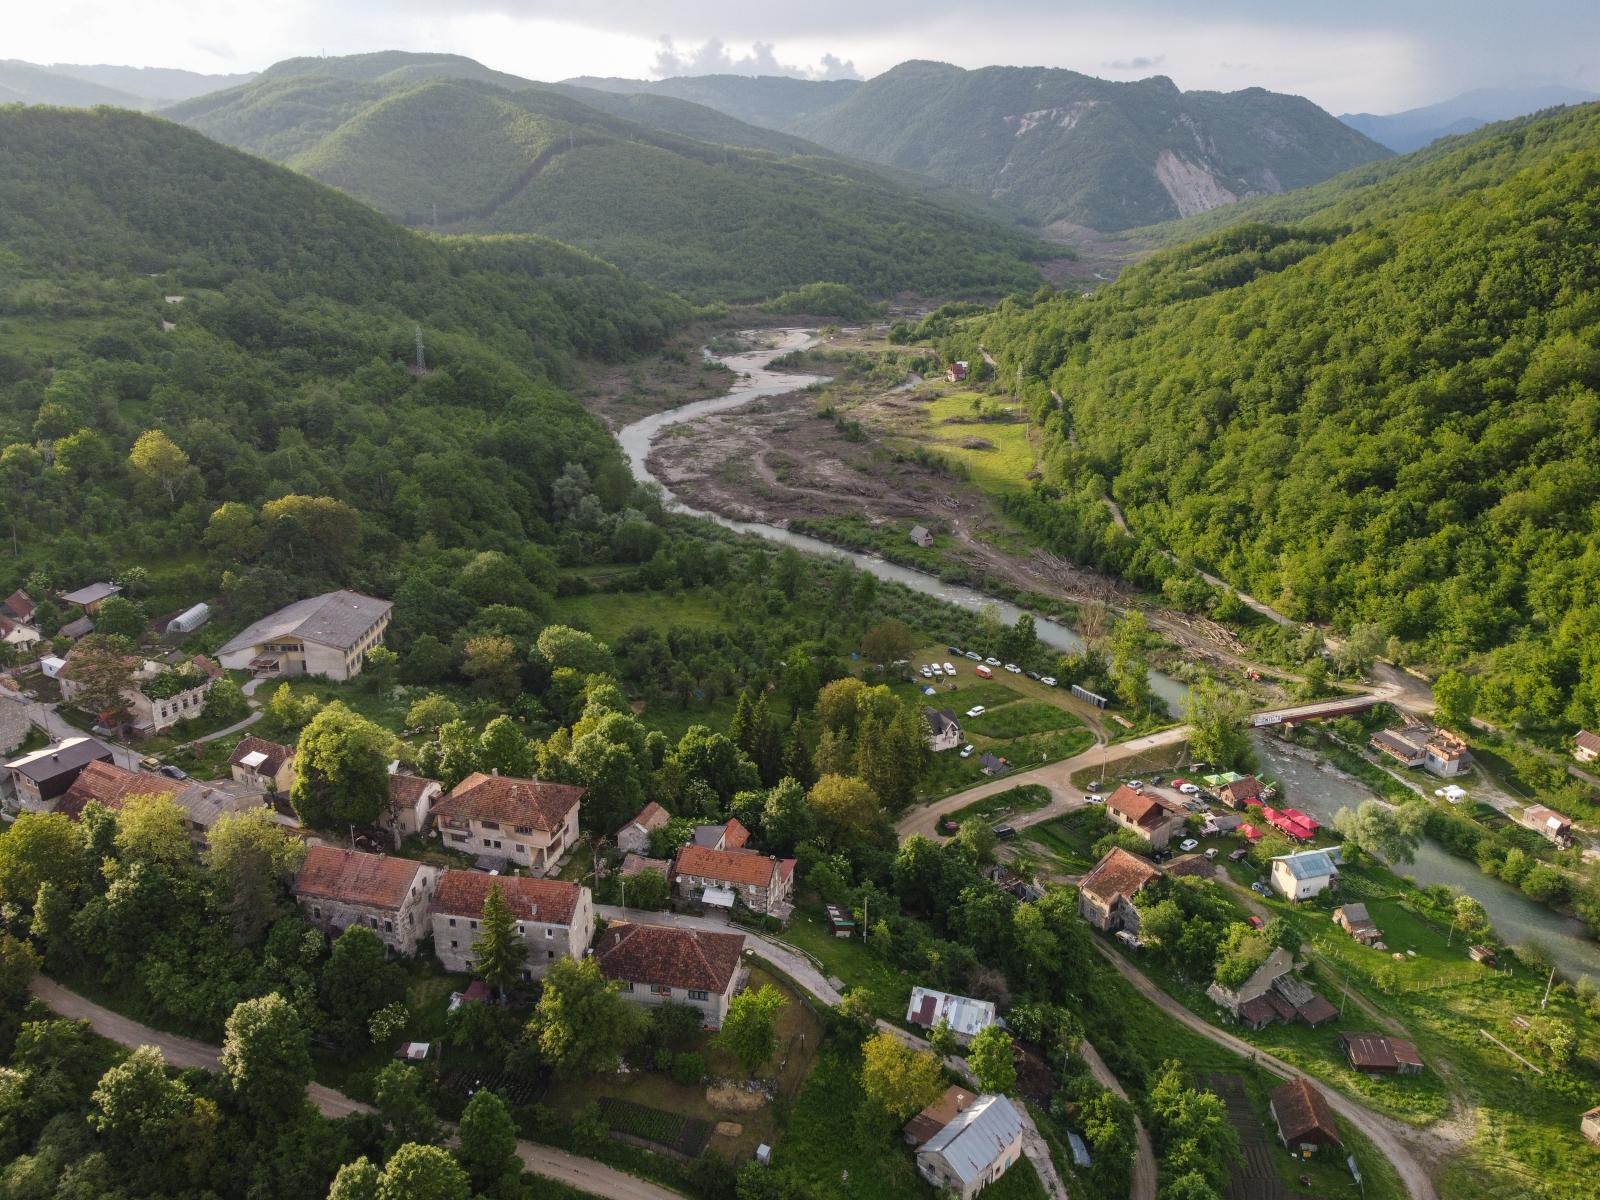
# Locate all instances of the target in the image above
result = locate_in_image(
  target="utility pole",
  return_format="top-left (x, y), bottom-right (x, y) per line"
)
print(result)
top-left (1541, 963), bottom-right (1556, 1009)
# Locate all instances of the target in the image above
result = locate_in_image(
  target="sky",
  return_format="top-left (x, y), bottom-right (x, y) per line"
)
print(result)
top-left (10, 1), bottom-right (1599, 113)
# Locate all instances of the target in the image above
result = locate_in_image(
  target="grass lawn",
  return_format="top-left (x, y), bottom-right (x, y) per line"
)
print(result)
top-left (942, 783), bottom-right (1052, 828)
top-left (965, 702), bottom-right (1080, 739)
top-left (630, 693), bottom-right (740, 744)
top-left (1071, 742), bottom-right (1193, 790)
top-left (907, 391), bottom-right (1038, 496)
top-left (313, 958), bottom-right (466, 1096)
top-left (980, 1158), bottom-right (1048, 1200)
top-left (1018, 808), bottom-right (1114, 875)
top-left (783, 909), bottom-right (912, 1023)
top-left (551, 589), bottom-right (728, 642)
top-left (543, 966), bottom-right (821, 1162)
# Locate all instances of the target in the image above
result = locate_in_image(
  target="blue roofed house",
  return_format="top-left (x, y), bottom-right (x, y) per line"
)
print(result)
top-left (1270, 847), bottom-right (1342, 901)
top-left (915, 1093), bottom-right (1026, 1199)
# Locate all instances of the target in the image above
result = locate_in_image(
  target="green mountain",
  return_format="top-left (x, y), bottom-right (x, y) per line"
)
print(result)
top-left (787, 61), bottom-right (1390, 230)
top-left (565, 72), bottom-right (863, 130)
top-left (0, 59), bottom-right (250, 108)
top-left (1341, 85), bottom-right (1600, 153)
top-left (0, 59), bottom-right (146, 108)
top-left (167, 58), bottom-right (1047, 302)
top-left (955, 102), bottom-right (1600, 733)
top-left (0, 105), bottom-right (689, 590)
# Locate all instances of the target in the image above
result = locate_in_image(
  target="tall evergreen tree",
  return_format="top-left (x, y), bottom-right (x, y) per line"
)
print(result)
top-left (728, 689), bottom-right (755, 759)
top-left (749, 692), bottom-right (783, 785)
top-left (473, 882), bottom-right (527, 997)
top-left (781, 716), bottom-right (814, 788)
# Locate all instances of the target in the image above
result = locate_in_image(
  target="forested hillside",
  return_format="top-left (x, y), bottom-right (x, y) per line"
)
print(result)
top-left (0, 105), bottom-right (688, 604)
top-left (565, 72), bottom-right (863, 131)
top-left (955, 102), bottom-right (1600, 734)
top-left (168, 57), bottom-right (1046, 302)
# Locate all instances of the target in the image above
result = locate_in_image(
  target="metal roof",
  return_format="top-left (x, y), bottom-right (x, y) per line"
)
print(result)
top-left (907, 986), bottom-right (998, 1038)
top-left (918, 1094), bottom-right (1023, 1186)
top-left (217, 590), bottom-right (391, 655)
top-left (1272, 848), bottom-right (1340, 880)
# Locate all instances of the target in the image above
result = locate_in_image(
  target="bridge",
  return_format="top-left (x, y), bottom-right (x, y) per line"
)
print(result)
top-left (1250, 694), bottom-right (1390, 728)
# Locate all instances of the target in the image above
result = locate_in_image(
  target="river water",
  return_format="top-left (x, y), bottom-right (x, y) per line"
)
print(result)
top-left (615, 329), bottom-right (1189, 714)
top-left (1253, 732), bottom-right (1600, 978)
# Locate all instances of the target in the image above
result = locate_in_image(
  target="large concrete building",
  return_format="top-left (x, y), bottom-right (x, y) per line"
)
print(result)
top-left (217, 591), bottom-right (392, 681)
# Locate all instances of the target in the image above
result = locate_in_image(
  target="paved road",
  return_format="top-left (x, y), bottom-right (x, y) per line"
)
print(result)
top-left (1, 688), bottom-right (144, 771)
top-left (1089, 943), bottom-right (1437, 1200)
top-left (29, 975), bottom-right (684, 1200)
top-left (1079, 1040), bottom-right (1157, 1200)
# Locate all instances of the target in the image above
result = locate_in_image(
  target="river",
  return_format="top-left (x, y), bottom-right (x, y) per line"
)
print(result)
top-left (615, 329), bottom-right (1189, 714)
top-left (1253, 732), bottom-right (1600, 978)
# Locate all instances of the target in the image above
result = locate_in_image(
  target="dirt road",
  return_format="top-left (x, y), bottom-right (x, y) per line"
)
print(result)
top-left (29, 976), bottom-right (685, 1200)
top-left (1079, 1040), bottom-right (1157, 1200)
top-left (1089, 944), bottom-right (1438, 1200)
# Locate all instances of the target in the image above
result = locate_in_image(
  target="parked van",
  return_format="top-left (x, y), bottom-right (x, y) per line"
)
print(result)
top-left (975, 664), bottom-right (993, 679)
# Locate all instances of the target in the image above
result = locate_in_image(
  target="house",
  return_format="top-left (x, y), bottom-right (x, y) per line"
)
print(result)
top-left (430, 870), bottom-right (594, 980)
top-left (1370, 723), bottom-right (1472, 778)
top-left (904, 1085), bottom-right (974, 1146)
top-left (5, 736), bottom-right (116, 816)
top-left (1270, 1078), bottom-right (1341, 1153)
top-left (619, 852), bottom-right (671, 878)
top-left (1574, 730), bottom-right (1600, 765)
top-left (978, 752), bottom-right (1009, 777)
top-left (1207, 946), bottom-right (1295, 1021)
top-left (616, 800), bottom-right (670, 855)
top-left (1270, 848), bottom-right (1340, 901)
top-left (1519, 804), bottom-right (1574, 848)
top-left (1341, 1033), bottom-right (1424, 1075)
top-left (1218, 775), bottom-right (1263, 808)
top-left (906, 986), bottom-right (999, 1042)
top-left (38, 655), bottom-right (67, 680)
top-left (293, 845), bottom-right (439, 956)
top-left (1077, 846), bottom-right (1162, 933)
top-left (691, 817), bottom-right (751, 851)
top-left (1423, 730), bottom-right (1471, 777)
top-left (430, 772), bottom-right (583, 876)
top-left (1, 590), bottom-right (36, 624)
top-left (924, 708), bottom-right (962, 752)
top-left (593, 920), bottom-right (747, 1028)
top-left (1105, 784), bottom-right (1186, 850)
top-left (58, 649), bottom-right (220, 737)
top-left (1583, 1106), bottom-right (1600, 1146)
top-left (945, 361), bottom-right (969, 383)
top-left (58, 582), bottom-right (121, 616)
top-left (58, 616), bottom-right (95, 641)
top-left (383, 768), bottom-right (442, 845)
top-left (915, 1093), bottom-right (1025, 1200)
top-left (0, 614), bottom-right (41, 655)
top-left (671, 843), bottom-right (795, 917)
top-left (229, 735), bottom-right (296, 794)
top-left (1333, 902), bottom-right (1383, 945)
top-left (910, 525), bottom-right (935, 548)
top-left (216, 590), bottom-right (393, 681)
top-left (55, 761), bottom-right (262, 844)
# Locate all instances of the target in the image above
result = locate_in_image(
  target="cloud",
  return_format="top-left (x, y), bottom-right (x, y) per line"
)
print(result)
top-left (1102, 54), bottom-right (1165, 70)
top-left (650, 36), bottom-right (860, 79)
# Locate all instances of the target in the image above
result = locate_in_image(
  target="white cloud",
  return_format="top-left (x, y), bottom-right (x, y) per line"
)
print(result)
top-left (650, 37), bottom-right (860, 79)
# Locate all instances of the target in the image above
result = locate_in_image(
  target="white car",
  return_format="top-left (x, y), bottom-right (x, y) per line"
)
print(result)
top-left (943, 662), bottom-right (956, 675)
top-left (920, 666), bottom-right (933, 678)
top-left (1179, 838), bottom-right (1199, 852)
top-left (1204, 848), bottom-right (1218, 861)
top-left (1178, 783), bottom-right (1199, 795)
top-left (1128, 780), bottom-right (1144, 791)
top-left (1040, 676), bottom-right (1057, 687)
top-left (1003, 663), bottom-right (1021, 674)
top-left (966, 706), bottom-right (986, 718)
top-left (984, 656), bottom-right (1001, 666)
top-left (960, 744), bottom-right (974, 758)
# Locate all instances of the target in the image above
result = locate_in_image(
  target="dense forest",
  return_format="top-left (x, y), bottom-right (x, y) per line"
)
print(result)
top-left (165, 56), bottom-right (1048, 302)
top-left (948, 102), bottom-right (1600, 735)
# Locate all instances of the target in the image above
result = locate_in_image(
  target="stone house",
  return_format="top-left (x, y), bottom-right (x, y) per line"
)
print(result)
top-left (671, 843), bottom-right (795, 916)
top-left (915, 1093), bottom-right (1025, 1200)
top-left (293, 845), bottom-right (439, 956)
top-left (615, 800), bottom-right (670, 855)
top-left (55, 760), bottom-right (263, 846)
top-left (430, 870), bottom-right (594, 980)
top-left (382, 769), bottom-right (442, 845)
top-left (1076, 846), bottom-right (1162, 933)
top-left (593, 921), bottom-right (747, 1028)
top-left (430, 772), bottom-right (582, 875)
top-left (58, 649), bottom-right (220, 737)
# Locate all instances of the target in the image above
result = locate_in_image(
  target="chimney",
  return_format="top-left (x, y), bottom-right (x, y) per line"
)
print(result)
top-left (491, 768), bottom-right (499, 777)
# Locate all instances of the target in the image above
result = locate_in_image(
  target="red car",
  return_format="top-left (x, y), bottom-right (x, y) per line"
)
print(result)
top-left (1247, 915), bottom-right (1266, 930)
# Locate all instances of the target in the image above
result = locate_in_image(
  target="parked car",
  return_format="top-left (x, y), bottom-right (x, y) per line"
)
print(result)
top-left (1251, 882), bottom-right (1270, 896)
top-left (1178, 783), bottom-right (1200, 795)
top-left (942, 820), bottom-right (960, 834)
top-left (992, 824), bottom-right (1017, 840)
top-left (947, 646), bottom-right (963, 656)
top-left (984, 656), bottom-right (1001, 666)
top-left (966, 706), bottom-right (987, 718)
top-left (1003, 663), bottom-right (1021, 674)
top-left (1179, 838), bottom-right (1199, 852)
top-left (960, 744), bottom-right (975, 758)
top-left (1040, 676), bottom-right (1057, 687)
top-left (1086, 780), bottom-right (1101, 792)
top-left (1204, 848), bottom-right (1219, 861)
top-left (1247, 915), bottom-right (1266, 930)
top-left (1025, 670), bottom-right (1041, 681)
top-left (943, 662), bottom-right (956, 675)
top-left (920, 666), bottom-right (933, 678)
top-left (966, 651), bottom-right (982, 661)
top-left (1127, 780), bottom-right (1145, 791)
top-left (1151, 849), bottom-right (1173, 862)
top-left (975, 665), bottom-right (993, 679)
top-left (1086, 795), bottom-right (1103, 804)
top-left (1229, 848), bottom-right (1249, 862)
top-left (1115, 930), bottom-right (1144, 950)
top-left (157, 765), bottom-right (189, 781)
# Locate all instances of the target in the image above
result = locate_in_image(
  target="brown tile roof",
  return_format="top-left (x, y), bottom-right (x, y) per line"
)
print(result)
top-left (1106, 785), bottom-right (1171, 830)
top-left (389, 772), bottom-right (440, 807)
top-left (594, 921), bottom-right (744, 993)
top-left (1271, 1077), bottom-right (1340, 1146)
top-left (1342, 1033), bottom-right (1423, 1071)
top-left (2, 590), bottom-right (33, 621)
top-left (1221, 776), bottom-right (1262, 803)
top-left (229, 735), bottom-right (294, 777)
top-left (905, 1085), bottom-right (975, 1146)
top-left (1079, 846), bottom-right (1161, 904)
top-left (1166, 855), bottom-right (1215, 879)
top-left (619, 801), bottom-right (670, 837)
top-left (294, 846), bottom-right (426, 911)
top-left (673, 844), bottom-right (781, 888)
top-left (620, 853), bottom-right (672, 877)
top-left (1576, 730), bottom-right (1600, 754)
top-left (433, 772), bottom-right (583, 832)
top-left (722, 817), bottom-right (751, 850)
top-left (432, 870), bottom-right (582, 925)
top-left (58, 761), bottom-right (183, 819)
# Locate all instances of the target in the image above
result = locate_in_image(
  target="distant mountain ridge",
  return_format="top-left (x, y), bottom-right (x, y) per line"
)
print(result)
top-left (567, 61), bottom-right (1388, 231)
top-left (1340, 85), bottom-right (1600, 152)
top-left (0, 59), bottom-right (252, 109)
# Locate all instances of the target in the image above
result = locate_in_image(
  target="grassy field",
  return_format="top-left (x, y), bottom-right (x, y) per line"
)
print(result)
top-left (551, 589), bottom-right (728, 641)
top-left (782, 909), bottom-right (913, 1023)
top-left (908, 391), bottom-right (1038, 496)
top-left (942, 783), bottom-right (1052, 829)
top-left (965, 701), bottom-right (1080, 738)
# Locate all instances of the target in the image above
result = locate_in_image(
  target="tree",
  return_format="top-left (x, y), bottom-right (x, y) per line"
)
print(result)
top-left (260, 494), bottom-right (362, 564)
top-left (473, 882), bottom-right (528, 997)
top-left (1451, 894), bottom-right (1491, 945)
top-left (204, 677), bottom-right (249, 724)
top-left (807, 774), bottom-right (885, 849)
top-left (477, 716), bottom-right (534, 778)
top-left (321, 925), bottom-right (404, 1045)
top-left (462, 634), bottom-right (522, 701)
top-left (221, 993), bottom-right (311, 1121)
top-left (621, 867), bottom-right (669, 910)
top-left (535, 625), bottom-right (612, 676)
top-left (1433, 670), bottom-right (1478, 732)
top-left (403, 634), bottom-right (455, 685)
top-left (1333, 800), bottom-right (1427, 864)
top-left (718, 984), bottom-right (787, 1074)
top-left (1109, 612), bottom-right (1152, 709)
top-left (407, 693), bottom-right (460, 732)
top-left (328, 1158), bottom-right (382, 1200)
top-left (128, 429), bottom-right (195, 504)
top-left (363, 646), bottom-right (400, 693)
top-left (859, 1030), bottom-right (944, 1121)
top-left (291, 701), bottom-right (392, 828)
top-left (374, 1061), bottom-right (442, 1151)
top-left (1183, 680), bottom-right (1254, 772)
top-left (204, 501), bottom-right (261, 559)
top-left (531, 956), bottom-right (642, 1077)
top-left (967, 1025), bottom-right (1017, 1094)
top-left (376, 1143), bottom-right (470, 1200)
top-left (929, 1017), bottom-right (959, 1059)
top-left (94, 595), bottom-right (147, 641)
top-left (0, 811), bottom-right (83, 912)
top-left (456, 1088), bottom-right (520, 1196)
top-left (833, 987), bottom-right (877, 1048)
top-left (861, 619), bottom-right (915, 667)
top-left (1000, 613), bottom-right (1036, 663)
top-left (62, 633), bottom-right (139, 720)
top-left (1521, 1014), bottom-right (1577, 1070)
top-left (206, 808), bottom-right (306, 942)
top-left (90, 1045), bottom-right (213, 1190)
top-left (114, 794), bottom-right (192, 868)
top-left (0, 933), bottom-right (42, 1055)
top-left (1212, 924), bottom-right (1271, 990)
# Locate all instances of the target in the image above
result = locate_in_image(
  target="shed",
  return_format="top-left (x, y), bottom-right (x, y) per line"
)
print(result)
top-left (909, 525), bottom-right (935, 548)
top-left (1270, 1077), bottom-right (1341, 1151)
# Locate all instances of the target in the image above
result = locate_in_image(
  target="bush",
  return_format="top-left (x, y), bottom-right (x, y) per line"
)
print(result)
top-left (668, 1051), bottom-right (706, 1087)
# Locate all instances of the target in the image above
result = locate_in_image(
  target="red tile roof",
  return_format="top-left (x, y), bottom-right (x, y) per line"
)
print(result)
top-left (673, 844), bottom-right (782, 888)
top-left (58, 761), bottom-right (182, 819)
top-left (293, 846), bottom-right (426, 911)
top-left (594, 921), bottom-right (744, 993)
top-left (2, 589), bottom-right (34, 621)
top-left (1576, 730), bottom-right (1600, 755)
top-left (432, 870), bottom-right (582, 925)
top-left (229, 735), bottom-right (294, 777)
top-left (433, 772), bottom-right (583, 832)
top-left (1271, 1077), bottom-right (1340, 1146)
top-left (1078, 846), bottom-right (1161, 904)
top-left (722, 816), bottom-right (751, 850)
top-left (1106, 785), bottom-right (1172, 831)
top-left (388, 772), bottom-right (440, 808)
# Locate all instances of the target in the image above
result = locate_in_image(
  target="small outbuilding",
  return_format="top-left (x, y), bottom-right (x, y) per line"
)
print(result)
top-left (1270, 1077), bottom-right (1341, 1153)
top-left (1333, 902), bottom-right (1383, 945)
top-left (909, 525), bottom-right (935, 548)
top-left (1341, 1033), bottom-right (1424, 1075)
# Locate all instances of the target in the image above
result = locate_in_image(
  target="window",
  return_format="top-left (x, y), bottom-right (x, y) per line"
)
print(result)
top-left (384, 920), bottom-right (393, 933)
top-left (652, 984), bottom-right (672, 997)
top-left (620, 981), bottom-right (634, 993)
top-left (448, 917), bottom-right (456, 927)
top-left (688, 989), bottom-right (708, 1001)
top-left (450, 833), bottom-right (468, 844)
top-left (450, 940), bottom-right (457, 949)
top-left (545, 928), bottom-right (555, 939)
top-left (481, 819), bottom-right (500, 830)
top-left (515, 825), bottom-right (532, 835)
top-left (312, 905), bottom-right (322, 919)
top-left (515, 924), bottom-right (524, 935)
top-left (470, 920), bottom-right (479, 930)
top-left (547, 950), bottom-right (554, 960)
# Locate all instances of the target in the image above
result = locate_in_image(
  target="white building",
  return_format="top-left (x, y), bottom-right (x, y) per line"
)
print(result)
top-left (216, 591), bottom-right (392, 681)
top-left (915, 1094), bottom-right (1025, 1200)
top-left (924, 708), bottom-right (962, 752)
top-left (906, 986), bottom-right (999, 1042)
top-left (1270, 848), bottom-right (1341, 901)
